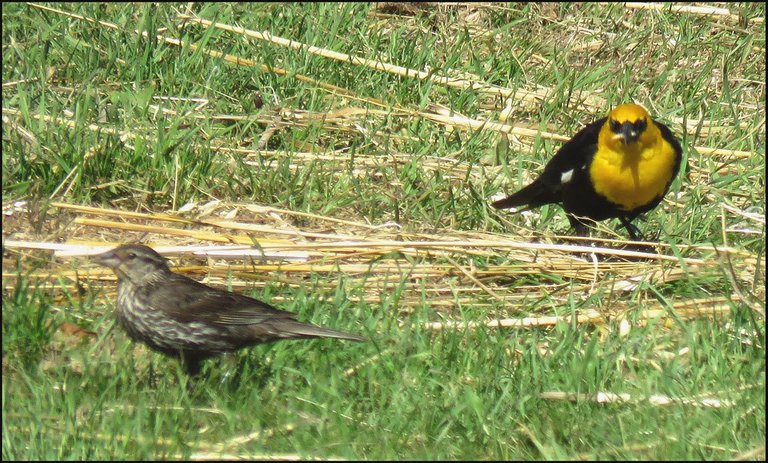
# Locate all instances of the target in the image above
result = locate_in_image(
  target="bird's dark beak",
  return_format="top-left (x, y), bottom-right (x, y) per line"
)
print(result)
top-left (618, 122), bottom-right (640, 144)
top-left (93, 249), bottom-right (120, 268)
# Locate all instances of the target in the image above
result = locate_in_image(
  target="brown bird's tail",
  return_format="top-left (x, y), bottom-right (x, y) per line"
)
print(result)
top-left (267, 320), bottom-right (367, 342)
top-left (491, 179), bottom-right (557, 211)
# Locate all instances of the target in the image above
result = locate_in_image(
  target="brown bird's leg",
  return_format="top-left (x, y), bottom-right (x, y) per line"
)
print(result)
top-left (180, 351), bottom-right (204, 377)
top-left (148, 358), bottom-right (157, 388)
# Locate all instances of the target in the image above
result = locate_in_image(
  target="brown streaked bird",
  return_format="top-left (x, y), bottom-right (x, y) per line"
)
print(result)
top-left (94, 244), bottom-right (366, 376)
top-left (491, 103), bottom-right (683, 240)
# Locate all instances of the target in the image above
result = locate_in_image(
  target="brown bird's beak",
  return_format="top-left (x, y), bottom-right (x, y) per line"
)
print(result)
top-left (92, 248), bottom-right (120, 268)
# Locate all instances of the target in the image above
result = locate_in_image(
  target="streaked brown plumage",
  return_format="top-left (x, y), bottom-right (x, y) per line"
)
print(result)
top-left (94, 244), bottom-right (365, 376)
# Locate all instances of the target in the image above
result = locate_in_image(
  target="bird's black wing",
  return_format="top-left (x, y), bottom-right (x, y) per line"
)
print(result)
top-left (537, 117), bottom-right (605, 190)
top-left (492, 117), bottom-right (605, 210)
top-left (653, 118), bottom-right (683, 190)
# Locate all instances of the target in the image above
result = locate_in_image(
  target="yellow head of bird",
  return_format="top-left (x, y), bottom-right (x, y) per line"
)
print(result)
top-left (606, 103), bottom-right (651, 145)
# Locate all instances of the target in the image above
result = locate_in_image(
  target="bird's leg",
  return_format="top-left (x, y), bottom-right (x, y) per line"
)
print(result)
top-left (148, 357), bottom-right (156, 388)
top-left (567, 215), bottom-right (591, 238)
top-left (567, 215), bottom-right (604, 263)
top-left (618, 216), bottom-right (662, 257)
top-left (178, 353), bottom-right (205, 393)
top-left (180, 351), bottom-right (203, 377)
top-left (619, 217), bottom-right (643, 241)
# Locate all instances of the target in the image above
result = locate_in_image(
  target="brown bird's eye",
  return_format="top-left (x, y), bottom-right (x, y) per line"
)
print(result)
top-left (127, 252), bottom-right (136, 260)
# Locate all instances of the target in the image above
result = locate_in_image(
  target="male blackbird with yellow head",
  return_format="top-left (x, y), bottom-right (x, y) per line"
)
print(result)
top-left (94, 244), bottom-right (365, 377)
top-left (491, 103), bottom-right (683, 240)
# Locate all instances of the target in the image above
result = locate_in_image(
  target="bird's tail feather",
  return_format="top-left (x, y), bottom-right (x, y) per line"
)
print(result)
top-left (491, 180), bottom-right (556, 211)
top-left (275, 321), bottom-right (367, 342)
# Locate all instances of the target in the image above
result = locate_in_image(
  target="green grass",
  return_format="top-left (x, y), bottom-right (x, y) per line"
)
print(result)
top-left (3, 3), bottom-right (765, 460)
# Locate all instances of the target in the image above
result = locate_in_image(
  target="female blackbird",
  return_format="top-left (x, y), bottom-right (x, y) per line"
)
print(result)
top-left (94, 244), bottom-right (365, 376)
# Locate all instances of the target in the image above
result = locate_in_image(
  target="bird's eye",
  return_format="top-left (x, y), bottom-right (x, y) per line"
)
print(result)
top-left (610, 120), bottom-right (621, 132)
top-left (127, 252), bottom-right (136, 260)
top-left (637, 119), bottom-right (647, 132)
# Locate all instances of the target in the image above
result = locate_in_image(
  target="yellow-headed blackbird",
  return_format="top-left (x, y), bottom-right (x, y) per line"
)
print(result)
top-left (491, 103), bottom-right (682, 240)
top-left (94, 244), bottom-right (365, 376)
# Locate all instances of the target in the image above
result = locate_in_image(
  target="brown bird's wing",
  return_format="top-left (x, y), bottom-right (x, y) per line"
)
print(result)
top-left (148, 274), bottom-right (300, 324)
top-left (148, 274), bottom-right (366, 341)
